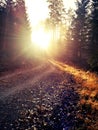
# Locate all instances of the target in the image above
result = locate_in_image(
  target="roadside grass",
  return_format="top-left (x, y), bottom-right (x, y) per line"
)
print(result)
top-left (49, 59), bottom-right (98, 110)
top-left (49, 59), bottom-right (98, 129)
top-left (75, 71), bottom-right (98, 110)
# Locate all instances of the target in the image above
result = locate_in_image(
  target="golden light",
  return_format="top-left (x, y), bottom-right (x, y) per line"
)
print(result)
top-left (25, 0), bottom-right (76, 51)
top-left (25, 0), bottom-right (76, 27)
top-left (31, 27), bottom-right (51, 50)
top-left (49, 59), bottom-right (98, 110)
top-left (25, 0), bottom-right (49, 27)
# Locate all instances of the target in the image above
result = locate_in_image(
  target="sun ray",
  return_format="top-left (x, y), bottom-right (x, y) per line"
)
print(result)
top-left (25, 0), bottom-right (76, 51)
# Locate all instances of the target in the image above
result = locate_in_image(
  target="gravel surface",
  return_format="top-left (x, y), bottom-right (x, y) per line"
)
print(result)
top-left (0, 61), bottom-right (97, 130)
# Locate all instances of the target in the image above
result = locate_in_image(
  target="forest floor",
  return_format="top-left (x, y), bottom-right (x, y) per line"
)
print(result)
top-left (0, 59), bottom-right (98, 130)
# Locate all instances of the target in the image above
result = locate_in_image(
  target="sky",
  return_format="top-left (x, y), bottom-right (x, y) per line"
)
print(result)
top-left (25, 0), bottom-right (76, 27)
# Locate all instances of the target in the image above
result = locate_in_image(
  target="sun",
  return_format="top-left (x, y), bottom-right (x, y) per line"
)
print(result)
top-left (25, 0), bottom-right (50, 50)
top-left (25, 0), bottom-right (76, 50)
top-left (31, 27), bottom-right (51, 50)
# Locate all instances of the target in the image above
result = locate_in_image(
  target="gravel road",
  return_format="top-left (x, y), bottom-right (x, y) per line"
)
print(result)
top-left (0, 60), bottom-right (97, 130)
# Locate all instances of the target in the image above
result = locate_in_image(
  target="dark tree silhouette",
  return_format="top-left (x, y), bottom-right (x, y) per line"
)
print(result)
top-left (72, 0), bottom-right (89, 61)
top-left (88, 0), bottom-right (98, 69)
top-left (0, 0), bottom-right (16, 61)
top-left (0, 0), bottom-right (31, 64)
top-left (13, 0), bottom-right (31, 59)
top-left (0, 3), bottom-right (6, 51)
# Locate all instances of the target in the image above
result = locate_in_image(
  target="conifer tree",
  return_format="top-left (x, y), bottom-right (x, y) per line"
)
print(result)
top-left (72, 0), bottom-right (89, 61)
top-left (89, 0), bottom-right (98, 69)
top-left (47, 0), bottom-right (66, 43)
top-left (0, 1), bottom-right (6, 51)
top-left (0, 0), bottom-right (31, 61)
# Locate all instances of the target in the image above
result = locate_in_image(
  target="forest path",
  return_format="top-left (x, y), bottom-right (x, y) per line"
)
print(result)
top-left (0, 59), bottom-right (98, 130)
top-left (0, 61), bottom-right (54, 99)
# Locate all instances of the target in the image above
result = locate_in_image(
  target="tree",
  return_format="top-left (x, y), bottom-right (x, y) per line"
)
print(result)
top-left (14, 0), bottom-right (31, 51)
top-left (47, 0), bottom-right (66, 44)
top-left (0, 0), bottom-right (31, 62)
top-left (0, 2), bottom-right (6, 51)
top-left (48, 0), bottom-right (65, 25)
top-left (88, 0), bottom-right (98, 69)
top-left (72, 0), bottom-right (89, 61)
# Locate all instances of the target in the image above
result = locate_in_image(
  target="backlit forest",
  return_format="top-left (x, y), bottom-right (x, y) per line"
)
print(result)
top-left (0, 0), bottom-right (98, 72)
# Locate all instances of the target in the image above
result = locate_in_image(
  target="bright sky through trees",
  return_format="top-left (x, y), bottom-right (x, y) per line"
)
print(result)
top-left (25, 0), bottom-right (76, 50)
top-left (25, 0), bottom-right (49, 27)
top-left (25, 0), bottom-right (76, 27)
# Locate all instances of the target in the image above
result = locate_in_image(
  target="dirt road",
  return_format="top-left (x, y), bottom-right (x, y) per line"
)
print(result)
top-left (0, 60), bottom-right (97, 130)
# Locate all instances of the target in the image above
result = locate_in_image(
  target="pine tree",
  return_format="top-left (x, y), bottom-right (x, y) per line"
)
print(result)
top-left (72, 0), bottom-right (89, 61)
top-left (89, 0), bottom-right (98, 69)
top-left (0, 0), bottom-right (16, 61)
top-left (47, 0), bottom-right (66, 44)
top-left (9, 0), bottom-right (32, 60)
top-left (0, 0), bottom-right (31, 62)
top-left (15, 0), bottom-right (31, 45)
top-left (0, 1), bottom-right (6, 51)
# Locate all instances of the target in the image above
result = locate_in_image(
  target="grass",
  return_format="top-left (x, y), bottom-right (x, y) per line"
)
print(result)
top-left (49, 59), bottom-right (98, 110)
